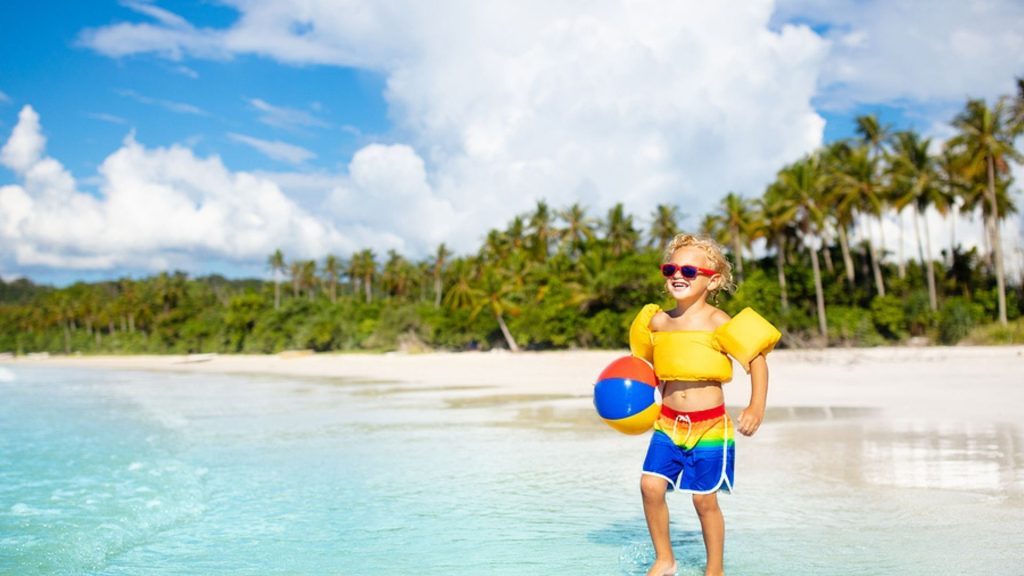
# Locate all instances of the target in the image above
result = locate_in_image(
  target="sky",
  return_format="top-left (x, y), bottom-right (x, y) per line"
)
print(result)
top-left (1, 0), bottom-right (1023, 285)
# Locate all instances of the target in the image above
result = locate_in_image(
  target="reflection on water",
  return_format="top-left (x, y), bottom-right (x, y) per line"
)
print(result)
top-left (862, 421), bottom-right (1023, 494)
top-left (768, 414), bottom-right (1024, 497)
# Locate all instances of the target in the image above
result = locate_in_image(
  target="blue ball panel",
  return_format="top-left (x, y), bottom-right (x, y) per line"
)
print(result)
top-left (593, 377), bottom-right (656, 421)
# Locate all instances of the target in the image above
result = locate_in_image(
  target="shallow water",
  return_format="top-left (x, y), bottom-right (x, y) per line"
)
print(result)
top-left (1, 366), bottom-right (1022, 575)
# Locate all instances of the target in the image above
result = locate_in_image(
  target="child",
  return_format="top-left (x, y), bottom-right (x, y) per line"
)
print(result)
top-left (629, 233), bottom-right (780, 576)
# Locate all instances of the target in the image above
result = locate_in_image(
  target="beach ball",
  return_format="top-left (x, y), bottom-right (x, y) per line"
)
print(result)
top-left (593, 356), bottom-right (660, 435)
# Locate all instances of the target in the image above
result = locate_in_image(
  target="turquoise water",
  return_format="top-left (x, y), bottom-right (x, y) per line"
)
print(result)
top-left (1, 365), bottom-right (1022, 575)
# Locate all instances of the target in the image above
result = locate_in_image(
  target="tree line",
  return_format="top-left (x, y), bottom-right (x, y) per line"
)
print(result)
top-left (2, 82), bottom-right (1022, 354)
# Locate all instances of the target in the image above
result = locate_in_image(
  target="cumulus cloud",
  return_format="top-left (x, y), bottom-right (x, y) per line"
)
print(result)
top-left (228, 132), bottom-right (316, 165)
top-left (774, 0), bottom-right (1024, 109)
top-left (326, 144), bottom-right (458, 251)
top-left (0, 106), bottom-right (349, 271)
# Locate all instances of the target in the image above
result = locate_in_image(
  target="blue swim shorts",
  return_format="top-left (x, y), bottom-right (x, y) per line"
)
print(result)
top-left (642, 404), bottom-right (735, 494)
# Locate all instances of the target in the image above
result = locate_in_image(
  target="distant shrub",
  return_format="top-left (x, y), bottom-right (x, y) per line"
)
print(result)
top-left (827, 305), bottom-right (885, 346)
top-left (938, 297), bottom-right (985, 344)
top-left (870, 295), bottom-right (907, 340)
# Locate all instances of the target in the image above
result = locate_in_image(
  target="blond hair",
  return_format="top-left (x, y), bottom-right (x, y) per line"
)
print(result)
top-left (662, 233), bottom-right (736, 297)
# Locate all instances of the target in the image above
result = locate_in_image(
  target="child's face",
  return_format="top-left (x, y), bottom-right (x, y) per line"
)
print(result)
top-left (664, 246), bottom-right (719, 302)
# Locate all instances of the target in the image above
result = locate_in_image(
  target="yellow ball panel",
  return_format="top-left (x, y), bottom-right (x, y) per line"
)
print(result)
top-left (603, 402), bottom-right (660, 435)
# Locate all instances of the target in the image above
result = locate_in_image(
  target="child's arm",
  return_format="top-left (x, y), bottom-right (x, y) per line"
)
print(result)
top-left (737, 353), bottom-right (768, 436)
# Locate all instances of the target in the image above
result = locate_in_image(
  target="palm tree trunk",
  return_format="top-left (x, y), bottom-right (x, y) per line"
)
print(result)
top-left (495, 312), bottom-right (520, 352)
top-left (62, 320), bottom-right (71, 354)
top-left (838, 226), bottom-right (855, 286)
top-left (775, 236), bottom-right (789, 311)
top-left (731, 228), bottom-right (744, 280)
top-left (948, 205), bottom-right (957, 267)
top-left (434, 277), bottom-right (442, 309)
top-left (274, 279), bottom-right (281, 310)
top-left (913, 208), bottom-right (937, 312)
top-left (923, 211), bottom-right (938, 312)
top-left (364, 274), bottom-right (373, 303)
top-left (896, 209), bottom-right (906, 279)
top-left (868, 222), bottom-right (886, 297)
top-left (821, 227), bottom-right (834, 274)
top-left (987, 154), bottom-right (1008, 325)
top-left (810, 243), bottom-right (827, 338)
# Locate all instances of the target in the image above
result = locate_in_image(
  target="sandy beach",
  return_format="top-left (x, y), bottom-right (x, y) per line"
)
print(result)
top-left (6, 346), bottom-right (1023, 422)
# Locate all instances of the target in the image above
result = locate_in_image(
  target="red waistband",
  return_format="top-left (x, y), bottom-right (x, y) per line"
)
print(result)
top-left (659, 404), bottom-right (726, 422)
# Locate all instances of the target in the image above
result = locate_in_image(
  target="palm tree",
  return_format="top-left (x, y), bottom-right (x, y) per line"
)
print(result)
top-left (605, 203), bottom-right (639, 257)
top-left (382, 250), bottom-right (414, 299)
top-left (267, 249), bottom-right (286, 310)
top-left (704, 192), bottom-right (753, 279)
top-left (949, 98), bottom-right (1022, 325)
top-left (757, 186), bottom-right (799, 311)
top-left (322, 255), bottom-right (341, 303)
top-left (821, 142), bottom-right (858, 286)
top-left (443, 258), bottom-right (521, 352)
top-left (648, 204), bottom-right (681, 249)
top-left (432, 243), bottom-right (451, 308)
top-left (854, 114), bottom-right (893, 289)
top-left (474, 266), bottom-right (521, 352)
top-left (776, 155), bottom-right (828, 337)
top-left (935, 147), bottom-right (969, 267)
top-left (889, 130), bottom-right (946, 311)
top-left (557, 202), bottom-right (596, 257)
top-left (1008, 76), bottom-right (1024, 136)
top-left (527, 200), bottom-right (555, 263)
top-left (348, 249), bottom-right (377, 303)
top-left (833, 144), bottom-right (887, 297)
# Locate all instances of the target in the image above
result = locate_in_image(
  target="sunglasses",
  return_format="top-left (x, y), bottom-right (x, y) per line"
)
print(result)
top-left (660, 264), bottom-right (718, 279)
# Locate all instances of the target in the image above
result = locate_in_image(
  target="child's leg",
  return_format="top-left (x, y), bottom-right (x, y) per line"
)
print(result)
top-left (692, 492), bottom-right (724, 576)
top-left (640, 474), bottom-right (676, 576)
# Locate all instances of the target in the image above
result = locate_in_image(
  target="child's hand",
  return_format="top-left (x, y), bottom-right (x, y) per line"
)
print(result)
top-left (737, 404), bottom-right (764, 436)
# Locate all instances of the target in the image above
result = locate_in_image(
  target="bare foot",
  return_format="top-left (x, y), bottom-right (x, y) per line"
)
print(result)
top-left (646, 559), bottom-right (677, 576)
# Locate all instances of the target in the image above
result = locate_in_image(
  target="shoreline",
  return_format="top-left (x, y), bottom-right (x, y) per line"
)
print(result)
top-left (4, 345), bottom-right (1022, 422)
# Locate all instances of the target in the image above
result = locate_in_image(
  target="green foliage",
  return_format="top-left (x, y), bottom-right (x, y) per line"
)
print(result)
top-left (963, 318), bottom-right (1024, 344)
top-left (937, 297), bottom-right (986, 344)
top-left (826, 305), bottom-right (885, 346)
top-left (870, 296), bottom-right (907, 340)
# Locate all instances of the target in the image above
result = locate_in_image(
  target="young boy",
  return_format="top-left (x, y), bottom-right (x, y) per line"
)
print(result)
top-left (629, 234), bottom-right (780, 576)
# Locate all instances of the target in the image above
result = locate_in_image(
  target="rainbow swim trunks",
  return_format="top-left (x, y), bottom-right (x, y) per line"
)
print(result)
top-left (641, 404), bottom-right (735, 493)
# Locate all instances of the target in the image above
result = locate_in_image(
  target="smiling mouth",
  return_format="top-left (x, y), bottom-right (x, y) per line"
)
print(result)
top-left (670, 281), bottom-right (688, 289)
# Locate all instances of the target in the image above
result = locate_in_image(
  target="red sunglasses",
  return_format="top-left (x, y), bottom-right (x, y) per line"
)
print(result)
top-left (660, 264), bottom-right (717, 279)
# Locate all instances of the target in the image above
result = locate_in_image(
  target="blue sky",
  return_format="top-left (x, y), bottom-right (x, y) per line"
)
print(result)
top-left (1, 0), bottom-right (1022, 285)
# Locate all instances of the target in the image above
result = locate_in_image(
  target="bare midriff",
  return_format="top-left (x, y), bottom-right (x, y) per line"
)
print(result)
top-left (661, 380), bottom-right (725, 412)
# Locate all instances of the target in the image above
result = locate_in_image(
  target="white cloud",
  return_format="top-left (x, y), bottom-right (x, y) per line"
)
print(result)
top-left (228, 132), bottom-right (316, 165)
top-left (1, 106), bottom-right (46, 173)
top-left (89, 112), bottom-right (129, 125)
top-left (774, 0), bottom-right (1024, 109)
top-left (0, 90), bottom-right (10, 104)
top-left (326, 144), bottom-right (459, 252)
top-left (117, 89), bottom-right (208, 116)
top-left (248, 98), bottom-right (329, 130)
top-left (0, 106), bottom-right (350, 271)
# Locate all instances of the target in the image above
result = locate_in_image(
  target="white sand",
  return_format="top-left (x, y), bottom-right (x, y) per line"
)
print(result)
top-left (5, 346), bottom-right (1023, 422)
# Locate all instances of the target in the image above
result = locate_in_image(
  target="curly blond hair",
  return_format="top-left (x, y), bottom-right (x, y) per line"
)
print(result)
top-left (662, 233), bottom-right (736, 297)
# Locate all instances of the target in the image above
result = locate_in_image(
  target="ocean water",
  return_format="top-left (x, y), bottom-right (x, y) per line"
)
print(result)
top-left (1, 365), bottom-right (1022, 575)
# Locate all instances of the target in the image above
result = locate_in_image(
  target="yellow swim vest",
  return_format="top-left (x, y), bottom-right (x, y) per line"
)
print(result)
top-left (628, 304), bottom-right (781, 383)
